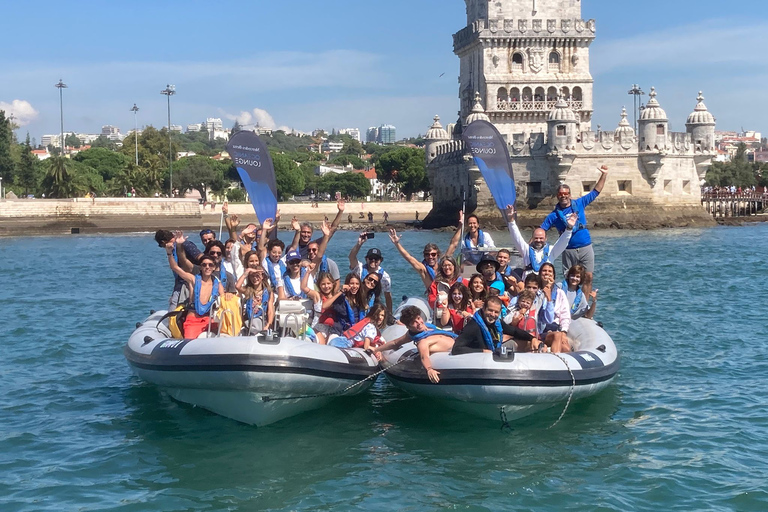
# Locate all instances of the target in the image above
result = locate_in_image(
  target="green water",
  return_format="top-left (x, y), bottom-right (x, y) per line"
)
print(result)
top-left (1, 225), bottom-right (766, 511)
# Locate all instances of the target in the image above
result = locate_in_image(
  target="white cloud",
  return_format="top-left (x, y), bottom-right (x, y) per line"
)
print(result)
top-left (0, 99), bottom-right (39, 126)
top-left (222, 107), bottom-right (293, 133)
top-left (592, 19), bottom-right (768, 75)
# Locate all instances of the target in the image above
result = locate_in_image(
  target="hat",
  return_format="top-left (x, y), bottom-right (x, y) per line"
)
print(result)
top-left (286, 249), bottom-right (302, 262)
top-left (476, 256), bottom-right (500, 273)
top-left (365, 248), bottom-right (383, 261)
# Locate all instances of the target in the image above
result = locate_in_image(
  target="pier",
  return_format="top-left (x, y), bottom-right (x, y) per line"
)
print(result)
top-left (702, 192), bottom-right (767, 218)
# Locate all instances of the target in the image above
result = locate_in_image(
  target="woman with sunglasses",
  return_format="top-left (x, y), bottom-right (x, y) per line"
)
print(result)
top-left (318, 273), bottom-right (368, 342)
top-left (236, 266), bottom-right (275, 334)
top-left (165, 240), bottom-right (225, 339)
top-left (388, 221), bottom-right (463, 290)
top-left (360, 271), bottom-right (382, 312)
top-left (427, 255), bottom-right (462, 309)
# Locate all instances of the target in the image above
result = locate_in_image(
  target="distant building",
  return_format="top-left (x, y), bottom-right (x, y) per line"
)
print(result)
top-left (322, 141), bottom-right (344, 153)
top-left (31, 149), bottom-right (50, 161)
top-left (187, 123), bottom-right (203, 132)
top-left (339, 128), bottom-right (361, 142)
top-left (205, 118), bottom-right (223, 132)
top-left (41, 134), bottom-right (57, 147)
top-left (366, 127), bottom-right (379, 143)
top-left (378, 124), bottom-right (396, 144)
top-left (315, 165), bottom-right (348, 176)
top-left (170, 125), bottom-right (183, 133)
top-left (210, 128), bottom-right (230, 141)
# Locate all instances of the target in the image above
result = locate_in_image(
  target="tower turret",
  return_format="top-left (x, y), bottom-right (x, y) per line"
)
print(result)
top-left (637, 87), bottom-right (668, 152)
top-left (546, 94), bottom-right (578, 182)
top-left (686, 91), bottom-right (717, 182)
top-left (424, 115), bottom-right (449, 164)
top-left (465, 92), bottom-right (491, 125)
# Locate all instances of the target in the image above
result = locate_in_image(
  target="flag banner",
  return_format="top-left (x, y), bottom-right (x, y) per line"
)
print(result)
top-left (461, 120), bottom-right (516, 211)
top-left (226, 131), bottom-right (277, 223)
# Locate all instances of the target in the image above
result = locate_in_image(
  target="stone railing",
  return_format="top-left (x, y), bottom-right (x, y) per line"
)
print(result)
top-left (496, 99), bottom-right (584, 112)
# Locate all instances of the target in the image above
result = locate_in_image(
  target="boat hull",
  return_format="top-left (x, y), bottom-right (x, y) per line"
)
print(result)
top-left (379, 317), bottom-right (619, 422)
top-left (125, 311), bottom-right (379, 426)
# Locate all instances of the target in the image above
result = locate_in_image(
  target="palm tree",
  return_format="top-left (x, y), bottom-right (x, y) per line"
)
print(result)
top-left (40, 156), bottom-right (85, 198)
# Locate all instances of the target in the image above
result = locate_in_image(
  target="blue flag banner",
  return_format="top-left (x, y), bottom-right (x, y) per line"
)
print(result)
top-left (461, 120), bottom-right (516, 211)
top-left (226, 131), bottom-right (277, 223)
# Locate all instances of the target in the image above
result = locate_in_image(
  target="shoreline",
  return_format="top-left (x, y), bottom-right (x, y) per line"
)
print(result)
top-left (0, 198), bottom-right (764, 237)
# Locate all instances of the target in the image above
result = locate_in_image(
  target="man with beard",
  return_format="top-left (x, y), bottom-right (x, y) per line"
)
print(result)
top-left (451, 296), bottom-right (534, 355)
top-left (505, 204), bottom-right (576, 280)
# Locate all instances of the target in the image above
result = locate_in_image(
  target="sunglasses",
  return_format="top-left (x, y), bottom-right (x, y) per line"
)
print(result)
top-left (288, 260), bottom-right (301, 265)
top-left (308, 248), bottom-right (319, 253)
top-left (557, 192), bottom-right (569, 198)
top-left (200, 263), bottom-right (215, 268)
top-left (365, 277), bottom-right (379, 283)
top-left (200, 229), bottom-right (214, 235)
top-left (208, 251), bottom-right (222, 256)
top-left (424, 252), bottom-right (438, 257)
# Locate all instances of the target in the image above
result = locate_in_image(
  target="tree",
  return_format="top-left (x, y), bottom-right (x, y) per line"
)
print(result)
top-left (377, 147), bottom-right (429, 198)
top-left (317, 171), bottom-right (371, 199)
top-left (15, 134), bottom-right (42, 196)
top-left (40, 156), bottom-right (87, 198)
top-left (73, 147), bottom-right (131, 182)
top-left (90, 135), bottom-right (119, 150)
top-left (298, 161), bottom-right (319, 193)
top-left (231, 120), bottom-right (242, 135)
top-left (706, 144), bottom-right (757, 188)
top-left (226, 187), bottom-right (246, 202)
top-left (65, 133), bottom-right (81, 149)
top-left (329, 154), bottom-right (365, 170)
top-left (339, 135), bottom-right (363, 156)
top-left (174, 155), bottom-right (225, 200)
top-left (272, 152), bottom-right (305, 199)
top-left (0, 111), bottom-right (15, 185)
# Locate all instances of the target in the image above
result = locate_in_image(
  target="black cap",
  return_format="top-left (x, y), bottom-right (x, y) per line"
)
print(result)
top-left (365, 248), bottom-right (383, 261)
top-left (476, 256), bottom-right (500, 273)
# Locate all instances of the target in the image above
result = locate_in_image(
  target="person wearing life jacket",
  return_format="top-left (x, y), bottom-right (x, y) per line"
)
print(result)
top-left (505, 204), bottom-right (576, 282)
top-left (427, 255), bottom-right (463, 309)
top-left (388, 217), bottom-right (463, 290)
top-left (174, 234), bottom-right (238, 296)
top-left (349, 236), bottom-right (392, 314)
top-left (540, 165), bottom-right (609, 299)
top-left (288, 199), bottom-right (346, 259)
top-left (360, 268), bottom-right (383, 312)
top-left (536, 262), bottom-right (572, 353)
top-left (461, 213), bottom-right (496, 265)
top-left (451, 296), bottom-right (534, 355)
top-left (476, 256), bottom-right (508, 302)
top-left (318, 273), bottom-right (368, 344)
top-left (328, 303), bottom-right (387, 350)
top-left (437, 281), bottom-right (473, 334)
top-left (155, 229), bottom-right (186, 309)
top-left (313, 272), bottom-right (340, 344)
top-left (236, 266), bottom-right (275, 334)
top-left (165, 245), bottom-right (225, 339)
top-left (504, 290), bottom-right (542, 352)
top-left (305, 220), bottom-right (341, 294)
top-left (371, 306), bottom-right (458, 384)
top-left (556, 264), bottom-right (597, 321)
top-left (278, 249), bottom-right (318, 301)
top-left (259, 236), bottom-right (286, 292)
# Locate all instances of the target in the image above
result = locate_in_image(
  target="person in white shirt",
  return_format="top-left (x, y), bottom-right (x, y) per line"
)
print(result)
top-left (348, 235), bottom-right (392, 314)
top-left (461, 213), bottom-right (496, 265)
top-left (505, 204), bottom-right (576, 280)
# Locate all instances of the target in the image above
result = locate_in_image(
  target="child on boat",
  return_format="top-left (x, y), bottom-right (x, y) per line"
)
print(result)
top-left (328, 304), bottom-right (388, 350)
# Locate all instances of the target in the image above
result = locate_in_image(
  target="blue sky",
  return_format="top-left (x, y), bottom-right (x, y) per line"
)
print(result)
top-left (2, 0), bottom-right (766, 142)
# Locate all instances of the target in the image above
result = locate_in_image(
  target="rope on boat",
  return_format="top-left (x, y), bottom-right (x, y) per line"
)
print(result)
top-left (547, 352), bottom-right (576, 430)
top-left (261, 354), bottom-right (417, 403)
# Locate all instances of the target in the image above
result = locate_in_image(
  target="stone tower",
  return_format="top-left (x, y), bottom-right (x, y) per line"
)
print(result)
top-left (455, 0), bottom-right (595, 139)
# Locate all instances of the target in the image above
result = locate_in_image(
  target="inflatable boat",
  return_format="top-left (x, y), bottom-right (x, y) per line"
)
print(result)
top-left (124, 302), bottom-right (379, 426)
top-left (379, 308), bottom-right (619, 423)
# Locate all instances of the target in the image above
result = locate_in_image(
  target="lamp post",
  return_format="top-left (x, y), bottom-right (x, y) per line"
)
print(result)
top-left (160, 84), bottom-right (176, 197)
top-left (627, 84), bottom-right (645, 134)
top-left (130, 103), bottom-right (139, 166)
top-left (55, 79), bottom-right (67, 155)
top-left (0, 176), bottom-right (3, 201)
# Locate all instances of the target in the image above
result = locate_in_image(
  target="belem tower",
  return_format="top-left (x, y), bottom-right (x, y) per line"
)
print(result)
top-left (422, 0), bottom-right (717, 229)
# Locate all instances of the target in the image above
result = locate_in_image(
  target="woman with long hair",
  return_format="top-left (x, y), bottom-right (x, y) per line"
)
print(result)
top-left (427, 255), bottom-right (462, 309)
top-left (236, 266), bottom-right (275, 334)
top-left (438, 282), bottom-right (473, 334)
top-left (556, 264), bottom-right (597, 320)
top-left (328, 303), bottom-right (388, 350)
top-left (467, 273), bottom-right (487, 312)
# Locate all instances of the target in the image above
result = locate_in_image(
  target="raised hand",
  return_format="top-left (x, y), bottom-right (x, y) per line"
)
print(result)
top-left (590, 289), bottom-right (599, 301)
top-left (358, 232), bottom-right (368, 245)
top-left (229, 214), bottom-right (240, 228)
top-left (566, 213), bottom-right (578, 229)
top-left (598, 164), bottom-right (609, 173)
top-left (222, 202), bottom-right (228, 215)
top-left (389, 228), bottom-right (401, 244)
top-left (505, 204), bottom-right (516, 223)
top-left (262, 218), bottom-right (274, 232)
top-left (174, 230), bottom-right (187, 244)
top-left (342, 284), bottom-right (350, 293)
top-left (458, 210), bottom-right (465, 225)
top-left (290, 217), bottom-right (300, 231)
top-left (320, 219), bottom-right (331, 237)
top-left (275, 209), bottom-right (282, 223)
top-left (337, 198), bottom-right (345, 212)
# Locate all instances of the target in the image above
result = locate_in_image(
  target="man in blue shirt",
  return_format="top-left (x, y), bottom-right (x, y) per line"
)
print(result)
top-left (540, 165), bottom-right (608, 299)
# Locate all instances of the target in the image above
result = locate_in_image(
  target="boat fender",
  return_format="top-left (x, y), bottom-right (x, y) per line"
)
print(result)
top-left (142, 336), bottom-right (154, 345)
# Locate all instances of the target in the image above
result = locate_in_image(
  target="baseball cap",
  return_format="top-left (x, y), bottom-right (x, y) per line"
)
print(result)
top-left (286, 249), bottom-right (302, 262)
top-left (365, 248), bottom-right (383, 261)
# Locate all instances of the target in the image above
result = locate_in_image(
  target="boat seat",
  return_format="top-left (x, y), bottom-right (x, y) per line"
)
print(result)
top-left (275, 299), bottom-right (312, 340)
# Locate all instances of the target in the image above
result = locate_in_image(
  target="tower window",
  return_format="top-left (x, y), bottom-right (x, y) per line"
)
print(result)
top-left (527, 182), bottom-right (542, 195)
top-left (548, 52), bottom-right (561, 72)
top-left (617, 180), bottom-right (632, 194)
top-left (512, 53), bottom-right (524, 71)
top-left (557, 125), bottom-right (566, 136)
top-left (656, 124), bottom-right (665, 135)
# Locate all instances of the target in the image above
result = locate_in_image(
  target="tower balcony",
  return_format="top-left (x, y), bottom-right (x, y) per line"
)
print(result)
top-left (496, 98), bottom-right (583, 112)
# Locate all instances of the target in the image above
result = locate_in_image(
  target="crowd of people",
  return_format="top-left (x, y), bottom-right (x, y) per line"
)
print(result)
top-left (154, 166), bottom-right (609, 382)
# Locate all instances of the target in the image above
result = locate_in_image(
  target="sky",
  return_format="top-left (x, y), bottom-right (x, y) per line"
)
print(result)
top-left (2, 0), bottom-right (767, 142)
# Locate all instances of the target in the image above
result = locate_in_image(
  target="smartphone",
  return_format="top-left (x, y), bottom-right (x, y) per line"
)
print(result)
top-left (365, 232), bottom-right (375, 239)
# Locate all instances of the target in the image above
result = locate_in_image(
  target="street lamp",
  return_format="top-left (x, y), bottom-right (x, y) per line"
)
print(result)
top-left (160, 84), bottom-right (176, 197)
top-left (130, 103), bottom-right (139, 166)
top-left (55, 79), bottom-right (67, 155)
top-left (627, 84), bottom-right (645, 134)
top-left (0, 176), bottom-right (3, 201)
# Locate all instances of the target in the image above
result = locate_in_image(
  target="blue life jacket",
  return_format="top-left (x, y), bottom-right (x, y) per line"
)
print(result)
top-left (557, 281), bottom-right (584, 316)
top-left (410, 323), bottom-right (458, 344)
top-left (464, 229), bottom-right (487, 249)
top-left (318, 255), bottom-right (329, 274)
top-left (266, 259), bottom-right (286, 290)
top-left (193, 275), bottom-right (220, 316)
top-left (527, 244), bottom-right (551, 273)
top-left (472, 309), bottom-right (503, 352)
top-left (343, 297), bottom-right (365, 329)
top-left (422, 260), bottom-right (437, 281)
top-left (283, 267), bottom-right (307, 299)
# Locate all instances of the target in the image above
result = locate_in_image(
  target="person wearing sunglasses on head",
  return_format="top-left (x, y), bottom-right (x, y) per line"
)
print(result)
top-left (540, 165), bottom-right (608, 300)
top-left (165, 238), bottom-right (226, 339)
top-left (387, 215), bottom-right (463, 291)
top-left (348, 236), bottom-right (392, 315)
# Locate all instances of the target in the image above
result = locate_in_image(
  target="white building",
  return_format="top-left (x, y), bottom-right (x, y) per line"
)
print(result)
top-left (170, 125), bottom-right (183, 133)
top-left (205, 118), bottom-right (223, 132)
top-left (322, 141), bottom-right (345, 153)
top-left (315, 165), bottom-right (348, 176)
top-left (339, 128), bottom-right (361, 142)
top-left (366, 127), bottom-right (379, 143)
top-left (187, 123), bottom-right (203, 132)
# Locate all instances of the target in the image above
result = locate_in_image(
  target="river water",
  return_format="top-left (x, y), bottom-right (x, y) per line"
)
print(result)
top-left (1, 225), bottom-right (766, 511)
